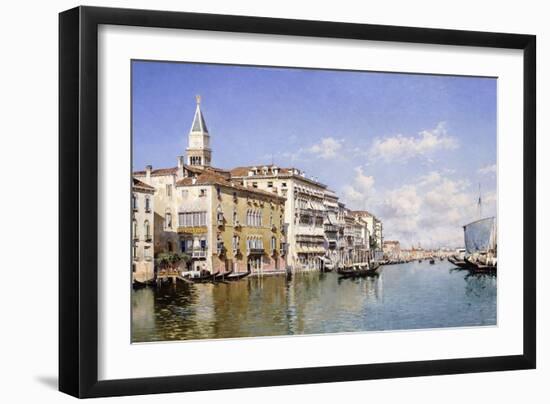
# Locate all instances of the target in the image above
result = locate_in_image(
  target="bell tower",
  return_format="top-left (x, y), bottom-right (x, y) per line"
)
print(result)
top-left (186, 95), bottom-right (212, 167)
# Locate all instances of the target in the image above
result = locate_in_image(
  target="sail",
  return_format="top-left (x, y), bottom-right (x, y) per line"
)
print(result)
top-left (463, 217), bottom-right (496, 254)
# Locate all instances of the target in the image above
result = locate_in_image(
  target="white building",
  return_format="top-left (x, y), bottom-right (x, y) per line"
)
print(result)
top-left (132, 178), bottom-right (155, 284)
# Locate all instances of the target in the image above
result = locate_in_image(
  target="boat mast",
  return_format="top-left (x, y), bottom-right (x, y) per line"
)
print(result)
top-left (478, 183), bottom-right (482, 219)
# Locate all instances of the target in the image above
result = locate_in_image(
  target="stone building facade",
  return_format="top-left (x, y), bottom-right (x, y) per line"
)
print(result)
top-left (132, 178), bottom-right (155, 283)
top-left (230, 165), bottom-right (328, 271)
top-left (175, 168), bottom-right (286, 275)
top-left (383, 240), bottom-right (401, 260)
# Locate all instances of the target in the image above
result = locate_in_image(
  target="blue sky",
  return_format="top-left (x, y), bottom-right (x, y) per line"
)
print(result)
top-left (132, 61), bottom-right (497, 248)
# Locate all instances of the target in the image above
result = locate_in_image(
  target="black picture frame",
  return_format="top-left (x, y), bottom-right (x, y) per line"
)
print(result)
top-left (59, 5), bottom-right (536, 398)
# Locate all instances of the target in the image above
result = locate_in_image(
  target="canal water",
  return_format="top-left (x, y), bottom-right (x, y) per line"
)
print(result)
top-left (132, 260), bottom-right (497, 342)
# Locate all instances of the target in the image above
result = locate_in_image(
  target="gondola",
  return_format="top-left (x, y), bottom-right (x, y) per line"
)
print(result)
top-left (214, 269), bottom-right (233, 281)
top-left (225, 270), bottom-right (251, 281)
top-left (337, 263), bottom-right (380, 278)
top-left (183, 270), bottom-right (219, 283)
top-left (429, 258), bottom-right (435, 264)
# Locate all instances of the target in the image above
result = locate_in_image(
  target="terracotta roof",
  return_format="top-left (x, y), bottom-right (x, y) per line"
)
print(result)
top-left (230, 164), bottom-right (328, 188)
top-left (176, 170), bottom-right (285, 201)
top-left (133, 167), bottom-right (178, 176)
top-left (229, 165), bottom-right (296, 177)
top-left (132, 177), bottom-right (155, 191)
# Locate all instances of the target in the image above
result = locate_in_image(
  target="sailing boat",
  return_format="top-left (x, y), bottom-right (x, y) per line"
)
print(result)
top-left (461, 184), bottom-right (497, 271)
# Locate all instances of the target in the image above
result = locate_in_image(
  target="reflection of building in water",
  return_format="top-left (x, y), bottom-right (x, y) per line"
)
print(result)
top-left (189, 283), bottom-right (216, 337)
top-left (131, 287), bottom-right (156, 337)
top-left (364, 276), bottom-right (382, 303)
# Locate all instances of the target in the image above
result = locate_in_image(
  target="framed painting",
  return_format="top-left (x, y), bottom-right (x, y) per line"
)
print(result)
top-left (59, 6), bottom-right (536, 398)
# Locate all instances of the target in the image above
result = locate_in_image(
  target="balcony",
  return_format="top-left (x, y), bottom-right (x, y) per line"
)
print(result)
top-left (324, 224), bottom-right (339, 232)
top-left (144, 234), bottom-right (152, 242)
top-left (144, 256), bottom-right (153, 262)
top-left (133, 256), bottom-right (140, 262)
top-left (234, 221), bottom-right (242, 230)
top-left (247, 248), bottom-right (265, 256)
top-left (133, 234), bottom-right (140, 241)
top-left (191, 249), bottom-right (207, 258)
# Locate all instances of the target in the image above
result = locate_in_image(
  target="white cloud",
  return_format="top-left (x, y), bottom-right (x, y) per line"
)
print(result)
top-left (380, 185), bottom-right (421, 218)
top-left (478, 163), bottom-right (497, 175)
top-left (369, 122), bottom-right (458, 162)
top-left (341, 169), bottom-right (495, 249)
top-left (341, 166), bottom-right (375, 208)
top-left (307, 137), bottom-right (343, 159)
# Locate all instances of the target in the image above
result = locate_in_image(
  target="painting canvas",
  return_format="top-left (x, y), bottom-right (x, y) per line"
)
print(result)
top-left (130, 61), bottom-right (497, 343)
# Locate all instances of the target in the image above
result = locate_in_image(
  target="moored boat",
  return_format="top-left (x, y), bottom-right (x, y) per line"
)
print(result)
top-left (447, 255), bottom-right (476, 270)
top-left (225, 270), bottom-right (251, 281)
top-left (463, 216), bottom-right (497, 273)
top-left (214, 270), bottom-right (233, 281)
top-left (337, 262), bottom-right (380, 278)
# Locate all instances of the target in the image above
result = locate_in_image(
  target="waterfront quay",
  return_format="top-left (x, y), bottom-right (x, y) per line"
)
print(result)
top-left (132, 259), bottom-right (496, 342)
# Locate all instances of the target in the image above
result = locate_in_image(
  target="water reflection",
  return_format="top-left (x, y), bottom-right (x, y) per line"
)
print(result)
top-left (132, 260), bottom-right (497, 342)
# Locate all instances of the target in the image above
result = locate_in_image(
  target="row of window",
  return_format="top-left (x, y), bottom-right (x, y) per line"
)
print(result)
top-left (298, 215), bottom-right (324, 227)
top-left (132, 219), bottom-right (152, 240)
top-left (178, 236), bottom-right (278, 253)
top-left (132, 194), bottom-right (152, 212)
top-left (166, 209), bottom-right (283, 229)
top-left (246, 210), bottom-right (263, 227)
top-left (132, 243), bottom-right (152, 260)
top-left (178, 211), bottom-right (207, 227)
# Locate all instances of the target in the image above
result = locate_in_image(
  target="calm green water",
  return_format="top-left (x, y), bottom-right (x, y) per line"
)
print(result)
top-left (132, 260), bottom-right (497, 342)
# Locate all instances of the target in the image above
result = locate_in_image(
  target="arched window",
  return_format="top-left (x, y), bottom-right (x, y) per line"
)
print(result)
top-left (144, 220), bottom-right (150, 240)
top-left (145, 195), bottom-right (151, 212)
top-left (132, 194), bottom-right (138, 210)
top-left (165, 211), bottom-right (172, 229)
top-left (132, 219), bottom-right (138, 239)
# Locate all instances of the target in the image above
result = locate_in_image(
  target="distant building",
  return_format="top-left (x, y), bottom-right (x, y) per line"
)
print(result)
top-left (383, 240), bottom-right (401, 260)
top-left (342, 208), bottom-right (370, 266)
top-left (350, 211), bottom-right (383, 261)
top-left (132, 178), bottom-right (155, 283)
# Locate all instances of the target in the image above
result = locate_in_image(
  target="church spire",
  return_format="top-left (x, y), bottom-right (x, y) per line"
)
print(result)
top-left (186, 95), bottom-right (212, 167)
top-left (190, 95), bottom-right (209, 134)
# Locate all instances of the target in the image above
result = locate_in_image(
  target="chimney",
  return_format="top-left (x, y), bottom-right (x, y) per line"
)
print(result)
top-left (177, 156), bottom-right (185, 178)
top-left (145, 165), bottom-right (152, 182)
